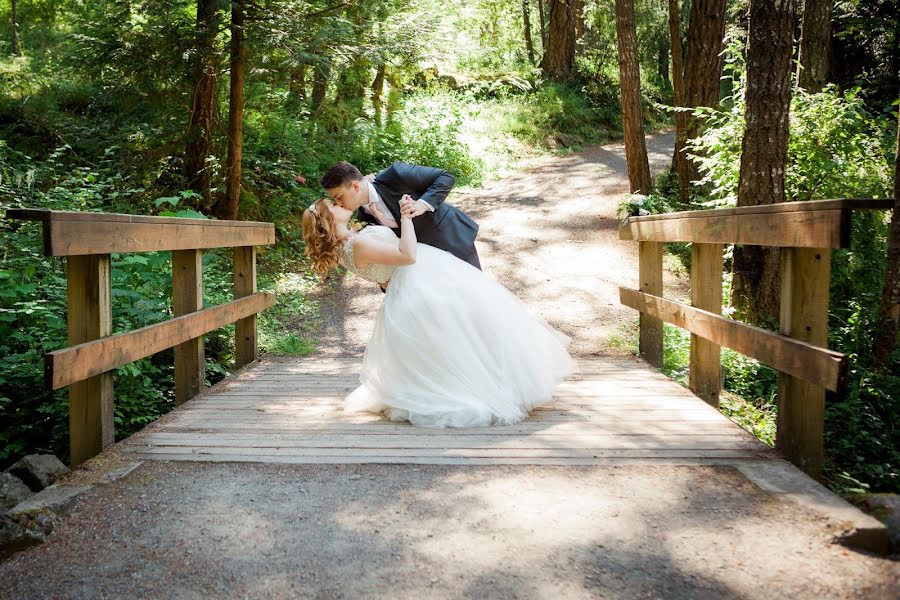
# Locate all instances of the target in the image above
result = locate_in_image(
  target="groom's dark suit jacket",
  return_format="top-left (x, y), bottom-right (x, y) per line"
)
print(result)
top-left (356, 161), bottom-right (481, 269)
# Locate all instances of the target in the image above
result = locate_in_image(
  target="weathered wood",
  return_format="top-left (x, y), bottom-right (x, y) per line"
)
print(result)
top-left (638, 241), bottom-right (664, 367)
top-left (622, 206), bottom-right (849, 247)
top-left (777, 247), bottom-right (831, 479)
top-left (234, 246), bottom-right (257, 368)
top-left (66, 255), bottom-right (114, 467)
top-left (47, 292), bottom-right (275, 389)
top-left (619, 287), bottom-right (846, 391)
top-left (6, 209), bottom-right (274, 256)
top-left (620, 198), bottom-right (893, 221)
top-left (173, 249), bottom-right (205, 405)
top-left (689, 243), bottom-right (723, 406)
top-left (124, 445), bottom-right (768, 458)
top-left (118, 453), bottom-right (771, 466)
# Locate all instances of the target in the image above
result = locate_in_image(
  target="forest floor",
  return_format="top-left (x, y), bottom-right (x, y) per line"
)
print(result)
top-left (303, 130), bottom-right (686, 358)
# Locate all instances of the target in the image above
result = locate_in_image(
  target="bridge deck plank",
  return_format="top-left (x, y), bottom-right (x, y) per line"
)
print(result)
top-left (122, 357), bottom-right (775, 465)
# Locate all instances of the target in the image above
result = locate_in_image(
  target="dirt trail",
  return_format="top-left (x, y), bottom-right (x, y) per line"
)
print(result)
top-left (306, 131), bottom-right (683, 357)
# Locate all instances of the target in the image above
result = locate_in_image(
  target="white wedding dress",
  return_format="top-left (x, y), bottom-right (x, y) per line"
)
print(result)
top-left (339, 225), bottom-right (576, 427)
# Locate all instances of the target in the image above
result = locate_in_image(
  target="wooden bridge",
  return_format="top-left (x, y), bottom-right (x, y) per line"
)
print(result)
top-left (6, 200), bottom-right (894, 556)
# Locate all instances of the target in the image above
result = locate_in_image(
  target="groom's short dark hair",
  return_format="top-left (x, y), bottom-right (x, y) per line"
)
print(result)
top-left (320, 161), bottom-right (363, 189)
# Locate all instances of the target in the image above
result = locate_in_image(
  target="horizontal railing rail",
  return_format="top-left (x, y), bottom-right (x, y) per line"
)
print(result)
top-left (618, 198), bottom-right (894, 478)
top-left (7, 208), bottom-right (277, 466)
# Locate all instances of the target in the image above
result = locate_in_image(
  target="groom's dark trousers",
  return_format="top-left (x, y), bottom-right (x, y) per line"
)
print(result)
top-left (355, 161), bottom-right (482, 270)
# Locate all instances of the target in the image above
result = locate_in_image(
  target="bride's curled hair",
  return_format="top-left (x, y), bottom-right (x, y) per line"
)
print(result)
top-left (301, 199), bottom-right (344, 274)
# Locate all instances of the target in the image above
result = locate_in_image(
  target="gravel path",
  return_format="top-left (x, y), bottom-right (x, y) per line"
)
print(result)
top-left (1, 461), bottom-right (897, 599)
top-left (305, 131), bottom-right (685, 357)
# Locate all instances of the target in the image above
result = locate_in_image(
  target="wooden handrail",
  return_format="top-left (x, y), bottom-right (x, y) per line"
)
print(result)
top-left (620, 198), bottom-right (894, 247)
top-left (6, 208), bottom-right (274, 255)
top-left (618, 198), bottom-right (894, 478)
top-left (8, 208), bottom-right (277, 466)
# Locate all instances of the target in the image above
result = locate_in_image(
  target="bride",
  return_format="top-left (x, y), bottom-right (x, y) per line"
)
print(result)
top-left (301, 195), bottom-right (576, 428)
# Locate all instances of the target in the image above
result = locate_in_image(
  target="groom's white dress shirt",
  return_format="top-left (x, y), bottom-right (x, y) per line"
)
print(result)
top-left (363, 180), bottom-right (434, 229)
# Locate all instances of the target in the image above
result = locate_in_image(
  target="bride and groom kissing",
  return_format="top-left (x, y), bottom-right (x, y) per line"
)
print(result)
top-left (301, 160), bottom-right (574, 428)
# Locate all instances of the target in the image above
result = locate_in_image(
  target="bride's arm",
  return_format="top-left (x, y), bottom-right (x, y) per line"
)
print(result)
top-left (352, 214), bottom-right (417, 268)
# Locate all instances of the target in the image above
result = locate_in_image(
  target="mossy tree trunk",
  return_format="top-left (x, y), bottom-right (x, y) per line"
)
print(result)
top-left (674, 0), bottom-right (726, 204)
top-left (872, 112), bottom-right (900, 367)
top-left (731, 0), bottom-right (796, 327)
top-left (217, 0), bottom-right (245, 221)
top-left (796, 0), bottom-right (833, 92)
top-left (615, 0), bottom-right (652, 194)
top-left (539, 0), bottom-right (575, 81)
top-left (185, 0), bottom-right (222, 211)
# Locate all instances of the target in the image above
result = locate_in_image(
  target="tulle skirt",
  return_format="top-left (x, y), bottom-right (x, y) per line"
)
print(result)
top-left (345, 243), bottom-right (576, 427)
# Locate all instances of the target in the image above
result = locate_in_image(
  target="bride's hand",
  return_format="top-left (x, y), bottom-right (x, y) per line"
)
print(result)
top-left (400, 197), bottom-right (416, 220)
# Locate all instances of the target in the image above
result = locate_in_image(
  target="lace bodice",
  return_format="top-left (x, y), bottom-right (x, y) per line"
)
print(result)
top-left (339, 226), bottom-right (400, 284)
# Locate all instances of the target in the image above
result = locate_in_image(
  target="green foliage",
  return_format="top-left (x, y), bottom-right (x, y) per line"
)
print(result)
top-left (688, 85), bottom-right (893, 206)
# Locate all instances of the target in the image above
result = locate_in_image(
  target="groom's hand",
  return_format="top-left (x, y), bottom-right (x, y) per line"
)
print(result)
top-left (400, 194), bottom-right (430, 218)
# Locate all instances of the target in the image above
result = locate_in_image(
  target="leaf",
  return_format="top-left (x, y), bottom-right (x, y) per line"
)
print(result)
top-left (154, 196), bottom-right (180, 208)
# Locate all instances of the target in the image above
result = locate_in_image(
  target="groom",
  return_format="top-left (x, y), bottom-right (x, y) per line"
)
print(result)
top-left (320, 161), bottom-right (481, 269)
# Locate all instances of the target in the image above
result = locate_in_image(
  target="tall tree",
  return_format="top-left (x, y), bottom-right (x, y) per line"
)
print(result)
top-left (673, 0), bottom-right (726, 204)
top-left (185, 0), bottom-right (221, 210)
top-left (872, 111), bottom-right (900, 367)
top-left (523, 0), bottom-right (536, 64)
top-left (796, 0), bottom-right (833, 91)
top-left (668, 0), bottom-right (689, 203)
top-left (540, 0), bottom-right (574, 81)
top-left (731, 0), bottom-right (796, 325)
top-left (537, 0), bottom-right (547, 50)
top-left (371, 63), bottom-right (386, 126)
top-left (10, 0), bottom-right (19, 55)
top-left (218, 0), bottom-right (246, 221)
top-left (615, 0), bottom-right (652, 193)
top-left (574, 0), bottom-right (585, 42)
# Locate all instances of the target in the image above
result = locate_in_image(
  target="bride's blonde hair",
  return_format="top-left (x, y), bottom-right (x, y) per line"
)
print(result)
top-left (301, 199), bottom-right (344, 274)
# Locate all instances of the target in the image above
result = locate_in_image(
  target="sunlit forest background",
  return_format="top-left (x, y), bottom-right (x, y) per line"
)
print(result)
top-left (0, 0), bottom-right (897, 494)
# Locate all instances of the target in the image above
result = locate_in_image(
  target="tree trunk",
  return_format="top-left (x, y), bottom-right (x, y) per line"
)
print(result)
top-left (669, 0), bottom-right (690, 205)
top-left (290, 64), bottom-right (307, 103)
top-left (538, 0), bottom-right (547, 50)
top-left (523, 0), bottom-right (536, 65)
top-left (311, 61), bottom-right (330, 112)
top-left (796, 0), bottom-right (833, 92)
top-left (677, 0), bottom-right (726, 201)
top-left (872, 111), bottom-right (900, 367)
top-left (218, 0), bottom-right (245, 221)
top-left (574, 0), bottom-right (585, 42)
top-left (731, 0), bottom-right (796, 327)
top-left (539, 0), bottom-right (576, 82)
top-left (185, 0), bottom-right (220, 211)
top-left (615, 0), bottom-right (652, 194)
top-left (658, 30), bottom-right (670, 83)
top-left (11, 0), bottom-right (20, 55)
top-left (372, 63), bottom-right (385, 126)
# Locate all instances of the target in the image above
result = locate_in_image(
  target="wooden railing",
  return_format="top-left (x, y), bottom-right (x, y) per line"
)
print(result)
top-left (7, 209), bottom-right (277, 466)
top-left (618, 198), bottom-right (894, 478)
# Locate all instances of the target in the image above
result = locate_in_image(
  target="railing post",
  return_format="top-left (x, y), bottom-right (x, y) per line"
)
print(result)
top-left (173, 249), bottom-right (205, 405)
top-left (777, 246), bottom-right (831, 478)
top-left (638, 241), bottom-right (664, 368)
top-left (66, 254), bottom-right (114, 466)
top-left (689, 243), bottom-right (723, 406)
top-left (234, 246), bottom-right (257, 368)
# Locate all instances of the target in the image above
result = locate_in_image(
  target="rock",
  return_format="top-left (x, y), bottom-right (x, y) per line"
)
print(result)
top-left (0, 509), bottom-right (58, 561)
top-left (5, 454), bottom-right (70, 492)
top-left (846, 493), bottom-right (900, 553)
top-left (437, 74), bottom-right (459, 89)
top-left (554, 132), bottom-right (584, 148)
top-left (9, 483), bottom-right (92, 516)
top-left (0, 473), bottom-right (34, 513)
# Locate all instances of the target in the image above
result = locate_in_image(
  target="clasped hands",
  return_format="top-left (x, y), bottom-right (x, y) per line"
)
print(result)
top-left (399, 194), bottom-right (425, 220)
